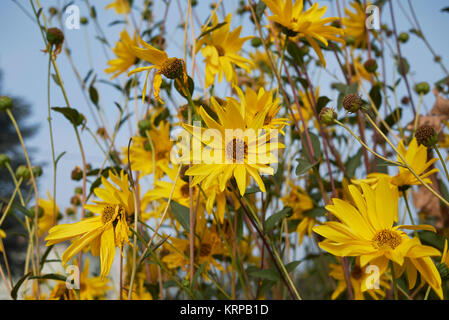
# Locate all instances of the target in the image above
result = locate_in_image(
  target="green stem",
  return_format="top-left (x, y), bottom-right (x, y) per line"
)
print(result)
top-left (47, 49), bottom-right (57, 226)
top-left (434, 145), bottom-right (449, 182)
top-left (402, 190), bottom-right (418, 238)
top-left (390, 260), bottom-right (398, 300)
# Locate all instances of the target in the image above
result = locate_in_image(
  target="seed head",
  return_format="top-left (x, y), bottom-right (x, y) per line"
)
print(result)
top-left (319, 107), bottom-right (337, 125)
top-left (342, 94), bottom-right (363, 113)
top-left (415, 124), bottom-right (438, 147)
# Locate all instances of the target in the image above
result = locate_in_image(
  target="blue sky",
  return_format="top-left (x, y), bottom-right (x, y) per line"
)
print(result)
top-left (0, 0), bottom-right (449, 215)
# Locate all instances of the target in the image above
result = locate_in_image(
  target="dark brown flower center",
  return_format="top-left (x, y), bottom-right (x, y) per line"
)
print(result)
top-left (373, 229), bottom-right (402, 250)
top-left (215, 45), bottom-right (225, 57)
top-left (226, 138), bottom-right (248, 163)
top-left (199, 243), bottom-right (212, 257)
top-left (351, 265), bottom-right (363, 280)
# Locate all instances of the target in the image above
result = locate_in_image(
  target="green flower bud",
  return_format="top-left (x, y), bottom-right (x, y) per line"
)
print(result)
top-left (251, 37), bottom-right (262, 48)
top-left (80, 17), bottom-right (88, 25)
top-left (74, 187), bottom-right (83, 195)
top-left (414, 82), bottom-right (430, 95)
top-left (16, 165), bottom-right (31, 180)
top-left (398, 32), bottom-right (409, 43)
top-left (344, 35), bottom-right (355, 46)
top-left (0, 154), bottom-right (11, 168)
top-left (0, 96), bottom-right (13, 111)
top-left (138, 119), bottom-right (152, 136)
top-left (65, 207), bottom-right (76, 217)
top-left (32, 166), bottom-right (43, 178)
top-left (318, 107), bottom-right (337, 125)
top-left (71, 166), bottom-right (83, 181)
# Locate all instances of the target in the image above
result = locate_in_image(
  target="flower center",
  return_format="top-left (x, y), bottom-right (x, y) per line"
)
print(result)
top-left (215, 45), bottom-right (225, 57)
top-left (199, 243), bottom-right (212, 257)
top-left (160, 58), bottom-right (184, 79)
top-left (226, 138), bottom-right (248, 163)
top-left (180, 183), bottom-right (190, 198)
top-left (101, 204), bottom-right (126, 224)
top-left (372, 229), bottom-right (402, 250)
top-left (351, 265), bottom-right (363, 280)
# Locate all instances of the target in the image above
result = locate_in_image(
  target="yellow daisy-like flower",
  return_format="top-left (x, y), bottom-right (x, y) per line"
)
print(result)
top-left (123, 278), bottom-right (153, 300)
top-left (234, 86), bottom-right (289, 134)
top-left (342, 1), bottom-right (368, 48)
top-left (128, 37), bottom-right (187, 104)
top-left (196, 13), bottom-right (253, 88)
top-left (45, 171), bottom-right (134, 279)
top-left (37, 195), bottom-right (59, 237)
top-left (329, 258), bottom-right (390, 300)
top-left (181, 95), bottom-right (284, 196)
top-left (353, 137), bottom-right (439, 189)
top-left (281, 181), bottom-right (315, 245)
top-left (263, 0), bottom-right (344, 67)
top-left (105, 29), bottom-right (138, 79)
top-left (49, 259), bottom-right (111, 300)
top-left (122, 120), bottom-right (172, 180)
top-left (313, 178), bottom-right (443, 299)
top-left (105, 0), bottom-right (130, 15)
top-left (142, 163), bottom-right (198, 209)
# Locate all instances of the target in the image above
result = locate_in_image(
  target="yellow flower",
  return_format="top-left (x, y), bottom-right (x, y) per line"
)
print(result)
top-left (37, 194), bottom-right (59, 237)
top-left (313, 178), bottom-right (443, 299)
top-left (105, 0), bottom-right (130, 15)
top-left (49, 259), bottom-right (111, 300)
top-left (234, 86), bottom-right (289, 134)
top-left (162, 215), bottom-right (225, 278)
top-left (0, 228), bottom-right (5, 253)
top-left (353, 137), bottom-right (439, 188)
top-left (441, 239), bottom-right (449, 268)
top-left (181, 96), bottom-right (284, 196)
top-left (329, 258), bottom-right (390, 300)
top-left (105, 29), bottom-right (138, 79)
top-left (351, 55), bottom-right (373, 83)
top-left (281, 182), bottom-right (315, 244)
top-left (196, 13), bottom-right (253, 88)
top-left (128, 37), bottom-right (187, 104)
top-left (45, 171), bottom-right (134, 279)
top-left (122, 120), bottom-right (172, 179)
top-left (142, 163), bottom-right (198, 209)
top-left (123, 278), bottom-right (153, 300)
top-left (342, 1), bottom-right (368, 48)
top-left (263, 0), bottom-right (344, 67)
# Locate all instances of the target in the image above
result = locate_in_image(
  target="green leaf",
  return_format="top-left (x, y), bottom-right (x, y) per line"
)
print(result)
top-left (300, 130), bottom-right (322, 161)
top-left (11, 272), bottom-right (32, 300)
top-left (52, 107), bottom-right (84, 127)
top-left (316, 96), bottom-right (331, 112)
top-left (285, 260), bottom-right (302, 273)
top-left (369, 84), bottom-right (382, 109)
top-left (302, 207), bottom-right (326, 218)
top-left (245, 186), bottom-right (261, 194)
top-left (346, 147), bottom-right (363, 178)
top-left (39, 245), bottom-right (54, 272)
top-left (174, 76), bottom-right (195, 100)
top-left (295, 158), bottom-right (318, 176)
top-left (51, 74), bottom-right (61, 87)
top-left (442, 7), bottom-right (449, 13)
top-left (191, 263), bottom-right (207, 289)
top-left (248, 268), bottom-right (280, 281)
top-left (380, 108), bottom-right (402, 134)
top-left (418, 231), bottom-right (447, 251)
top-left (170, 201), bottom-right (190, 232)
top-left (264, 206), bottom-right (293, 233)
top-left (30, 273), bottom-right (67, 282)
top-left (55, 151), bottom-right (66, 166)
top-left (89, 84), bottom-right (99, 107)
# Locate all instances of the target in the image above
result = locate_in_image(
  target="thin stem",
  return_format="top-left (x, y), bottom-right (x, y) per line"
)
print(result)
top-left (390, 261), bottom-right (398, 300)
top-left (434, 146), bottom-right (449, 182)
top-left (402, 190), bottom-right (418, 238)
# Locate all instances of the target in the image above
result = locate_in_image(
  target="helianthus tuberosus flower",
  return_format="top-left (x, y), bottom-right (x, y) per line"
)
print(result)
top-left (105, 0), bottom-right (130, 15)
top-left (313, 178), bottom-right (443, 298)
top-left (263, 0), bottom-right (344, 67)
top-left (128, 37), bottom-right (187, 104)
top-left (342, 1), bottom-right (369, 48)
top-left (105, 29), bottom-right (138, 79)
top-left (45, 171), bottom-right (134, 278)
top-left (196, 13), bottom-right (253, 88)
top-left (37, 194), bottom-right (60, 236)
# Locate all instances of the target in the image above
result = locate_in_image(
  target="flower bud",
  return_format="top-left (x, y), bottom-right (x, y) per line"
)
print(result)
top-left (16, 165), bottom-right (31, 180)
top-left (46, 27), bottom-right (64, 46)
top-left (71, 195), bottom-right (81, 207)
top-left (344, 35), bottom-right (355, 46)
top-left (0, 154), bottom-right (11, 168)
top-left (342, 94), bottom-right (363, 113)
top-left (65, 207), bottom-right (76, 217)
top-left (363, 58), bottom-right (378, 73)
top-left (138, 119), bottom-right (152, 136)
top-left (80, 17), bottom-right (88, 25)
top-left (398, 32), bottom-right (409, 43)
top-left (414, 82), bottom-right (430, 95)
top-left (71, 166), bottom-right (83, 181)
top-left (0, 96), bottom-right (13, 111)
top-left (415, 124), bottom-right (438, 147)
top-left (32, 166), bottom-right (43, 178)
top-left (318, 107), bottom-right (337, 125)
